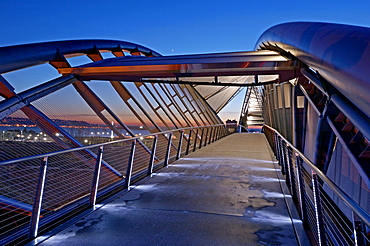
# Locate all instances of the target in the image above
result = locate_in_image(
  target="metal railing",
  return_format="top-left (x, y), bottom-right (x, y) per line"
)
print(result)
top-left (263, 125), bottom-right (370, 246)
top-left (0, 124), bottom-right (229, 246)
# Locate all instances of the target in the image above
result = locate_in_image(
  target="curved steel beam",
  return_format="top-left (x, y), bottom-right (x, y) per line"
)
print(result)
top-left (255, 22), bottom-right (370, 118)
top-left (0, 39), bottom-right (161, 74)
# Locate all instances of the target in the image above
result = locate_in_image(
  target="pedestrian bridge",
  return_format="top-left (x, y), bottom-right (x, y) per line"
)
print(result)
top-left (33, 133), bottom-right (309, 246)
top-left (0, 22), bottom-right (369, 245)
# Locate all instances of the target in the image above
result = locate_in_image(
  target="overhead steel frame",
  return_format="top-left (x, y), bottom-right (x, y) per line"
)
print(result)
top-left (257, 22), bottom-right (370, 245)
top-left (0, 39), bottom-right (224, 158)
top-left (0, 40), bottom-right (228, 245)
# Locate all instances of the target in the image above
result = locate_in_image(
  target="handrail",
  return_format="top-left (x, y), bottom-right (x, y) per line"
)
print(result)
top-left (0, 124), bottom-right (226, 166)
top-left (263, 124), bottom-right (370, 227)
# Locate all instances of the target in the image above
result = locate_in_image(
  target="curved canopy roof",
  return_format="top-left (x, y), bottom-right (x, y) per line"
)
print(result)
top-left (256, 22), bottom-right (370, 118)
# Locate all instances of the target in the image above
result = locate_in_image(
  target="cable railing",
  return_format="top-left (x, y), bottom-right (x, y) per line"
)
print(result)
top-left (263, 125), bottom-right (370, 246)
top-left (0, 124), bottom-right (229, 246)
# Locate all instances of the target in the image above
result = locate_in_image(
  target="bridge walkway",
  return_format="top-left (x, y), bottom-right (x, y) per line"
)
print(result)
top-left (35, 133), bottom-right (309, 246)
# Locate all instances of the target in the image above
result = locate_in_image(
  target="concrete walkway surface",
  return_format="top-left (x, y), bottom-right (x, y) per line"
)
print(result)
top-left (35, 133), bottom-right (309, 246)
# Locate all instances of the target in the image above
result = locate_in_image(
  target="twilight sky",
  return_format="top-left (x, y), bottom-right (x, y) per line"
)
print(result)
top-left (1, 0), bottom-right (369, 122)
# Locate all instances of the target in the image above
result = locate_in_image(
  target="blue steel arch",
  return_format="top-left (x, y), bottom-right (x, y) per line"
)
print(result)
top-left (0, 39), bottom-right (161, 74)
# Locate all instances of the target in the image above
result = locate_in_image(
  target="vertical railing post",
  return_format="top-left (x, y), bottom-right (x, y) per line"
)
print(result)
top-left (289, 148), bottom-right (298, 201)
top-left (296, 155), bottom-right (308, 227)
top-left (199, 128), bottom-right (204, 149)
top-left (203, 128), bottom-right (209, 147)
top-left (185, 130), bottom-right (192, 155)
top-left (147, 135), bottom-right (158, 176)
top-left (193, 129), bottom-right (198, 152)
top-left (208, 127), bottom-right (213, 145)
top-left (280, 139), bottom-right (287, 175)
top-left (214, 127), bottom-right (219, 141)
top-left (275, 135), bottom-right (285, 174)
top-left (89, 146), bottom-right (104, 207)
top-left (312, 173), bottom-right (326, 246)
top-left (164, 133), bottom-right (173, 167)
top-left (352, 213), bottom-right (367, 246)
top-left (285, 145), bottom-right (292, 188)
top-left (221, 126), bottom-right (225, 137)
top-left (125, 140), bottom-right (136, 188)
top-left (274, 133), bottom-right (278, 157)
top-left (176, 131), bottom-right (184, 160)
top-left (274, 134), bottom-right (280, 163)
top-left (29, 157), bottom-right (48, 239)
top-left (212, 127), bottom-right (217, 143)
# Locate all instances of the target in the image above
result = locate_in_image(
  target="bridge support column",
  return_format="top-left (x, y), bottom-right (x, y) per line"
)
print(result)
top-left (164, 133), bottom-right (172, 167)
top-left (29, 157), bottom-right (48, 239)
top-left (147, 135), bottom-right (158, 175)
top-left (176, 131), bottom-right (184, 160)
top-left (125, 140), bottom-right (136, 188)
top-left (89, 146), bottom-right (104, 207)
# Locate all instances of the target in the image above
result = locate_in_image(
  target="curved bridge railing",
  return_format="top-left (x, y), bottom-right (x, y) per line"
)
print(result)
top-left (256, 23), bottom-right (370, 246)
top-left (0, 124), bottom-right (228, 246)
top-left (264, 125), bottom-right (370, 246)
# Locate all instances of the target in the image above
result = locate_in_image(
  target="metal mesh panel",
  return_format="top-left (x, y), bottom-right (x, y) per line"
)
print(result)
top-left (320, 185), bottom-right (355, 245)
top-left (31, 85), bottom-right (115, 145)
top-left (171, 131), bottom-right (181, 154)
top-left (180, 130), bottom-right (190, 156)
top-left (154, 134), bottom-right (171, 162)
top-left (326, 141), bottom-right (370, 215)
top-left (132, 143), bottom-right (152, 174)
top-left (101, 142), bottom-right (131, 176)
top-left (0, 110), bottom-right (72, 160)
top-left (0, 158), bottom-right (41, 238)
top-left (42, 150), bottom-right (95, 211)
top-left (263, 125), bottom-right (369, 246)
